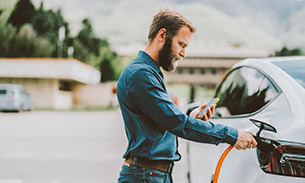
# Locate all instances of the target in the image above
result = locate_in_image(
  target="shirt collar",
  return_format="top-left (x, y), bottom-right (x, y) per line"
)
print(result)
top-left (137, 51), bottom-right (164, 78)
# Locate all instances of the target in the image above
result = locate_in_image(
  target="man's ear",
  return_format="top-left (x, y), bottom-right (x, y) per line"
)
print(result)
top-left (157, 28), bottom-right (166, 42)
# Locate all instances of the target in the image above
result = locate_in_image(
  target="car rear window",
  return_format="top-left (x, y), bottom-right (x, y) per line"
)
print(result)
top-left (272, 60), bottom-right (305, 89)
top-left (0, 89), bottom-right (7, 95)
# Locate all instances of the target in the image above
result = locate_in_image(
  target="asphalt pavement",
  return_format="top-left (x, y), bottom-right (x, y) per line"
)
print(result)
top-left (0, 110), bottom-right (189, 183)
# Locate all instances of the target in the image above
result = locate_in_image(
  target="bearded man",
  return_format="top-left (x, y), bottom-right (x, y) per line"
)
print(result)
top-left (117, 9), bottom-right (257, 183)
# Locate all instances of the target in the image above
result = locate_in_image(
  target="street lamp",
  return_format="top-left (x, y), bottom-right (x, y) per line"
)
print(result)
top-left (58, 26), bottom-right (65, 58)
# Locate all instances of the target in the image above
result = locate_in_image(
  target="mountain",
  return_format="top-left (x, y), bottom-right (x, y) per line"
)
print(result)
top-left (8, 0), bottom-right (305, 50)
top-left (184, 0), bottom-right (305, 49)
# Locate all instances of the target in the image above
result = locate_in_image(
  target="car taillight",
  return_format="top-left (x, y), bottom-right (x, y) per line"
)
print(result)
top-left (258, 143), bottom-right (305, 178)
top-left (251, 119), bottom-right (305, 178)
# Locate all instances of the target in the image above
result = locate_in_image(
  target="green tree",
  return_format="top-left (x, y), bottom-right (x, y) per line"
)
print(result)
top-left (32, 4), bottom-right (55, 37)
top-left (2, 0), bottom-right (122, 82)
top-left (74, 18), bottom-right (108, 62)
top-left (31, 3), bottom-right (69, 57)
top-left (73, 38), bottom-right (91, 62)
top-left (75, 18), bottom-right (107, 57)
top-left (73, 18), bottom-right (123, 82)
top-left (4, 0), bottom-right (69, 58)
top-left (99, 46), bottom-right (120, 82)
top-left (8, 24), bottom-right (55, 57)
top-left (100, 58), bottom-right (115, 82)
top-left (275, 47), bottom-right (305, 56)
top-left (0, 24), bottom-right (16, 57)
top-left (7, 0), bottom-right (35, 29)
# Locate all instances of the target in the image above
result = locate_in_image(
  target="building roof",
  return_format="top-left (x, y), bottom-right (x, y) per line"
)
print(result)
top-left (186, 42), bottom-right (272, 58)
top-left (0, 58), bottom-right (101, 84)
top-left (113, 41), bottom-right (273, 59)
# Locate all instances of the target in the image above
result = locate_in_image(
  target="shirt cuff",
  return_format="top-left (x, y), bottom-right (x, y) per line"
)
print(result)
top-left (225, 126), bottom-right (238, 146)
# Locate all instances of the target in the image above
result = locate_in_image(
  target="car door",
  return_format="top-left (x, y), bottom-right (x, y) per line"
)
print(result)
top-left (188, 66), bottom-right (290, 183)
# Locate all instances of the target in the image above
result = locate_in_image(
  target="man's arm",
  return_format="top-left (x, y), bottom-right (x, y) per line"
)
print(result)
top-left (129, 69), bottom-right (238, 145)
top-left (190, 104), bottom-right (257, 150)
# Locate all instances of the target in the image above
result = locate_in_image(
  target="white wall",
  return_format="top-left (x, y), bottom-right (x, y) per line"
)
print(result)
top-left (54, 90), bottom-right (73, 109)
top-left (0, 78), bottom-right (118, 109)
top-left (73, 82), bottom-right (118, 107)
top-left (0, 78), bottom-right (57, 108)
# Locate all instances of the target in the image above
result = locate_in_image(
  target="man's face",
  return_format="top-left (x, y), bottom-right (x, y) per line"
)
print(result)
top-left (158, 26), bottom-right (192, 72)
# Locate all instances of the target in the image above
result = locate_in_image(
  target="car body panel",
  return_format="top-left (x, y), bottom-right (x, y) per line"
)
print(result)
top-left (188, 56), bottom-right (305, 183)
top-left (0, 84), bottom-right (34, 112)
top-left (235, 58), bottom-right (305, 143)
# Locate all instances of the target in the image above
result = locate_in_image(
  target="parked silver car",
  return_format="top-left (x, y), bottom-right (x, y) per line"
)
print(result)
top-left (0, 84), bottom-right (34, 112)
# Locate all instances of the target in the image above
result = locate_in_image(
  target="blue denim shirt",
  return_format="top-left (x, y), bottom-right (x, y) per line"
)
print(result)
top-left (117, 51), bottom-right (238, 161)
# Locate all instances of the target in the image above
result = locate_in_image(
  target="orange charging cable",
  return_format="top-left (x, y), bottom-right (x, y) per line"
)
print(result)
top-left (213, 145), bottom-right (234, 183)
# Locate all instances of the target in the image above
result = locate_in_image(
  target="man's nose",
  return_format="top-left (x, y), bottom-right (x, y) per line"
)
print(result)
top-left (179, 49), bottom-right (185, 58)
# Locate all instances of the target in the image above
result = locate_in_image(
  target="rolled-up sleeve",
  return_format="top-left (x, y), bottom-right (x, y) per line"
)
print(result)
top-left (128, 69), bottom-right (238, 146)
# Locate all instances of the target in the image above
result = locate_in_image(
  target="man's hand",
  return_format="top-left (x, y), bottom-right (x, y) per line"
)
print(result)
top-left (190, 104), bottom-right (215, 121)
top-left (234, 130), bottom-right (257, 150)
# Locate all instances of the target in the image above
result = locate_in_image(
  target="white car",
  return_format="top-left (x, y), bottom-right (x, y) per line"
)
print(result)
top-left (0, 84), bottom-right (34, 112)
top-left (187, 56), bottom-right (305, 183)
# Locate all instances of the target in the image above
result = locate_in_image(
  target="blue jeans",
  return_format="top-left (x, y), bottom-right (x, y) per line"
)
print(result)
top-left (118, 158), bottom-right (173, 183)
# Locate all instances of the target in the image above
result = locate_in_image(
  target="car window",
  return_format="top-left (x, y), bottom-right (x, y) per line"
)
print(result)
top-left (214, 67), bottom-right (279, 117)
top-left (282, 68), bottom-right (305, 88)
top-left (0, 89), bottom-right (7, 95)
top-left (272, 60), bottom-right (305, 89)
top-left (0, 89), bottom-right (14, 95)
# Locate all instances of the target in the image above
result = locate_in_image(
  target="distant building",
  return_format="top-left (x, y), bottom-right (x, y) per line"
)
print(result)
top-left (0, 58), bottom-right (101, 109)
top-left (114, 42), bottom-right (272, 88)
top-left (166, 42), bottom-right (272, 88)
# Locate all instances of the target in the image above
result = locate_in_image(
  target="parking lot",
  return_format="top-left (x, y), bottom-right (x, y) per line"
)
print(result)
top-left (0, 110), bottom-right (190, 183)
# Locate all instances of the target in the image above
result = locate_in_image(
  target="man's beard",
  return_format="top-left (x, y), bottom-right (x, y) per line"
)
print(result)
top-left (158, 38), bottom-right (180, 72)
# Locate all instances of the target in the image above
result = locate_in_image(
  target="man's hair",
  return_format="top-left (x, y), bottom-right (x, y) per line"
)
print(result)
top-left (148, 9), bottom-right (196, 41)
